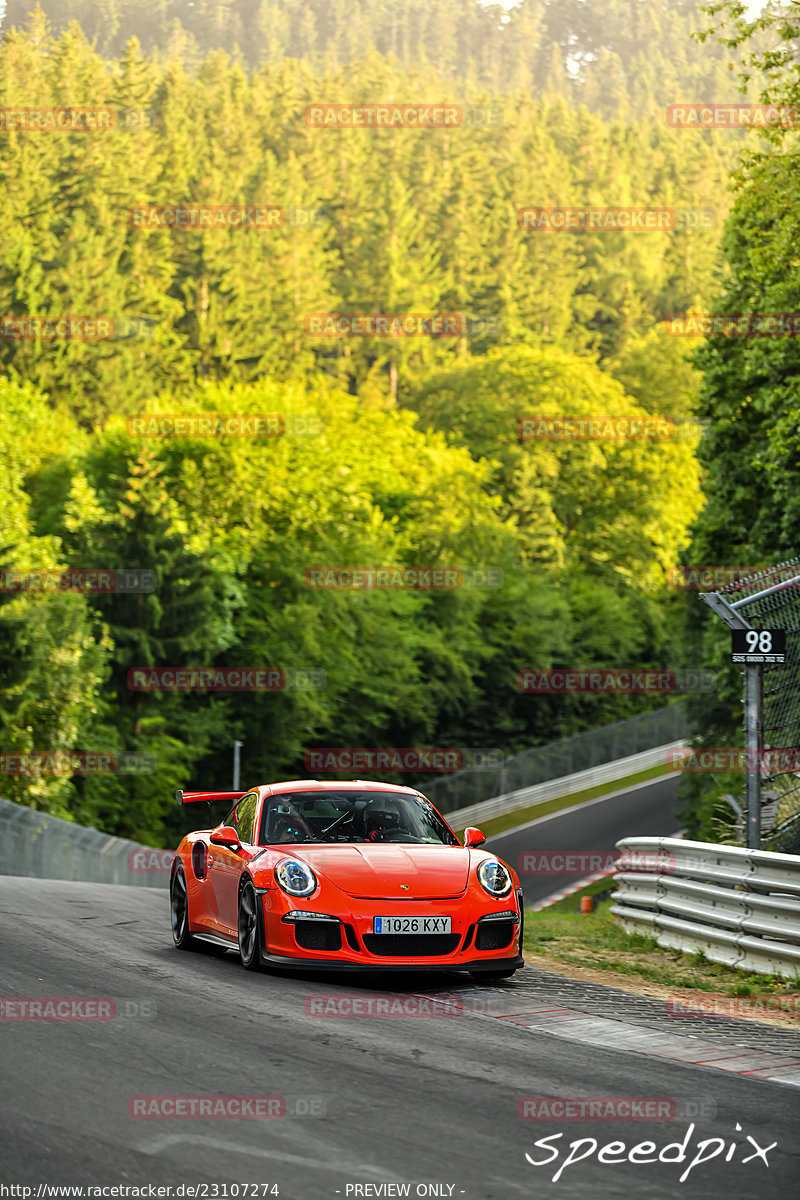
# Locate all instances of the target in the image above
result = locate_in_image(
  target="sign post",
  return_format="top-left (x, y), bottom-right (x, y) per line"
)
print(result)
top-left (701, 592), bottom-right (763, 847)
top-left (233, 740), bottom-right (243, 792)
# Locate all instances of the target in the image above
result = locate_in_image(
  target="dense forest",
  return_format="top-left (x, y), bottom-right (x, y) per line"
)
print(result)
top-left (2, 0), bottom-right (747, 116)
top-left (0, 1), bottom-right (797, 846)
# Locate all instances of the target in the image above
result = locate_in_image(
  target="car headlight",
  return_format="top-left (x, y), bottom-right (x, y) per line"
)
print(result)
top-left (274, 857), bottom-right (317, 897)
top-left (477, 858), bottom-right (513, 897)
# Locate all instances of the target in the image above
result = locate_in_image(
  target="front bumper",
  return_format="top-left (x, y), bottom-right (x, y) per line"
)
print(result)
top-left (258, 888), bottom-right (524, 973)
top-left (256, 949), bottom-right (525, 974)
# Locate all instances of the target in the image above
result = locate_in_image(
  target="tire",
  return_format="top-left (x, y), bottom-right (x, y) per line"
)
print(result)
top-left (170, 863), bottom-right (195, 951)
top-left (238, 880), bottom-right (263, 971)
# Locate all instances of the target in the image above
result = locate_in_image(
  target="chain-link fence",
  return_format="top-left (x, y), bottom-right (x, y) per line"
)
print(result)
top-left (0, 703), bottom-right (692, 878)
top-left (426, 702), bottom-right (691, 814)
top-left (0, 796), bottom-right (169, 887)
top-left (718, 558), bottom-right (800, 853)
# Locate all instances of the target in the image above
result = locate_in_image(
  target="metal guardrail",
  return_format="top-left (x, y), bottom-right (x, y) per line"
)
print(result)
top-left (612, 835), bottom-right (800, 980)
top-left (0, 735), bottom-right (682, 886)
top-left (0, 797), bottom-right (169, 888)
top-left (427, 702), bottom-right (691, 813)
top-left (443, 741), bottom-right (685, 830)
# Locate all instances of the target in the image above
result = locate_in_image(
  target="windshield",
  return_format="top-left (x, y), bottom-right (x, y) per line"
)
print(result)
top-left (258, 790), bottom-right (459, 846)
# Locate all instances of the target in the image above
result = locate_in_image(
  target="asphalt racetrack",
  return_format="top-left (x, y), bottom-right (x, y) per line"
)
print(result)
top-left (1, 874), bottom-right (799, 1199)
top-left (488, 774), bottom-right (683, 905)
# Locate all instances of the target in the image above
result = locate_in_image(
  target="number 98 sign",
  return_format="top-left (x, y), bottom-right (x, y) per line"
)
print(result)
top-left (731, 628), bottom-right (786, 664)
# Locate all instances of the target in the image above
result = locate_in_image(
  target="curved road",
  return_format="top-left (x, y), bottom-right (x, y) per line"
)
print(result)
top-left (1, 876), bottom-right (798, 1199)
top-left (488, 774), bottom-right (683, 906)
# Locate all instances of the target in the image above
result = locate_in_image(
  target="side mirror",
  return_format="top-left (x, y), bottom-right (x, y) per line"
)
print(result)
top-left (209, 825), bottom-right (241, 851)
top-left (463, 827), bottom-right (486, 848)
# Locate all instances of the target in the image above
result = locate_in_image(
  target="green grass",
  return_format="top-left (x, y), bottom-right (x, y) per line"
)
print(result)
top-left (453, 760), bottom-right (673, 840)
top-left (532, 875), bottom-right (619, 913)
top-left (523, 895), bottom-right (797, 998)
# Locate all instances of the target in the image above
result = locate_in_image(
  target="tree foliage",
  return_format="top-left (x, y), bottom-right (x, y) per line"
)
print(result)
top-left (678, 1), bottom-right (800, 839)
top-left (0, 2), bottom-right (762, 844)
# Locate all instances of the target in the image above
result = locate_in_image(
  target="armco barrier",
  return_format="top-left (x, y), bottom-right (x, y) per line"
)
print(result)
top-left (427, 701), bottom-right (690, 813)
top-left (444, 741), bottom-right (685, 831)
top-left (612, 836), bottom-right (800, 980)
top-left (0, 796), bottom-right (168, 888)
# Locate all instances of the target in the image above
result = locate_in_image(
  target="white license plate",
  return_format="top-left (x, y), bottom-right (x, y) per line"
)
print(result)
top-left (373, 916), bottom-right (451, 934)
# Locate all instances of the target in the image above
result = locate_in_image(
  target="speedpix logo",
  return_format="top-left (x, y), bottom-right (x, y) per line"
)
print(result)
top-left (525, 1122), bottom-right (776, 1183)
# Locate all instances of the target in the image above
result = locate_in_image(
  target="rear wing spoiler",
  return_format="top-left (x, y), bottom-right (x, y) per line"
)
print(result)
top-left (175, 789), bottom-right (245, 808)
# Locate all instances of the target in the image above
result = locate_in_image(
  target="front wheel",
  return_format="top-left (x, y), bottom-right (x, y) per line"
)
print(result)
top-left (170, 864), bottom-right (195, 950)
top-left (238, 881), bottom-right (262, 971)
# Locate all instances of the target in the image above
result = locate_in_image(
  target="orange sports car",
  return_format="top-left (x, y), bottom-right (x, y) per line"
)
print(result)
top-left (170, 779), bottom-right (524, 979)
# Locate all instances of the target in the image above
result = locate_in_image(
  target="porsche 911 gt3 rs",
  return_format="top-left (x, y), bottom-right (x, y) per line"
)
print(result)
top-left (170, 779), bottom-right (524, 978)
